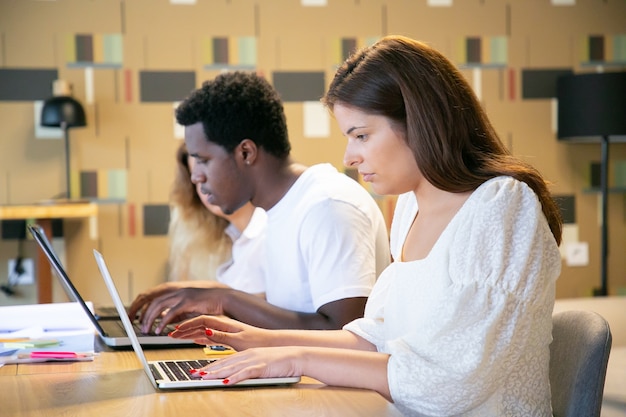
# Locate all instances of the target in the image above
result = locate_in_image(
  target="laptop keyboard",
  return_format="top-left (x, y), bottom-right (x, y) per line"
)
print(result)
top-left (107, 320), bottom-right (176, 336)
top-left (151, 359), bottom-right (217, 381)
top-left (100, 318), bottom-right (181, 340)
top-left (130, 321), bottom-right (177, 336)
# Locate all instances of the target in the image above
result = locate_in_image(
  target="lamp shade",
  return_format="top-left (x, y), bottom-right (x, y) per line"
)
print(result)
top-left (41, 96), bottom-right (87, 128)
top-left (556, 72), bottom-right (626, 142)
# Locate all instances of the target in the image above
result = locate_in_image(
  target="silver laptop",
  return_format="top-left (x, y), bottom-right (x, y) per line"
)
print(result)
top-left (28, 224), bottom-right (193, 348)
top-left (94, 249), bottom-right (301, 389)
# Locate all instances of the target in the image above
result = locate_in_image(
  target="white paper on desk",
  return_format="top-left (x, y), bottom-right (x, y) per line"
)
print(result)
top-left (0, 302), bottom-right (96, 367)
top-left (0, 328), bottom-right (95, 360)
top-left (0, 301), bottom-right (95, 332)
top-left (5, 326), bottom-right (94, 340)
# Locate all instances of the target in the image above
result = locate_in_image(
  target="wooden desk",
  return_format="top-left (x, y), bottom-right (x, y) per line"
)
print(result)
top-left (0, 202), bottom-right (98, 304)
top-left (0, 346), bottom-right (403, 417)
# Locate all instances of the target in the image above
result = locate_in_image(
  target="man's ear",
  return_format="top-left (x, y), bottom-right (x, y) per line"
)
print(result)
top-left (238, 139), bottom-right (257, 166)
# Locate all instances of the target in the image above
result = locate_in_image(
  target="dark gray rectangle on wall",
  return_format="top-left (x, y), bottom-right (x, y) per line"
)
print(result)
top-left (466, 37), bottom-right (481, 64)
top-left (143, 204), bottom-right (170, 236)
top-left (213, 38), bottom-right (229, 64)
top-left (76, 34), bottom-right (94, 62)
top-left (1, 220), bottom-right (27, 239)
top-left (80, 171), bottom-right (98, 198)
top-left (1, 219), bottom-right (63, 239)
top-left (554, 195), bottom-right (576, 224)
top-left (589, 36), bottom-right (604, 61)
top-left (139, 71), bottom-right (196, 102)
top-left (342, 38), bottom-right (357, 61)
top-left (272, 71), bottom-right (325, 102)
top-left (521, 68), bottom-right (573, 99)
top-left (0, 68), bottom-right (58, 101)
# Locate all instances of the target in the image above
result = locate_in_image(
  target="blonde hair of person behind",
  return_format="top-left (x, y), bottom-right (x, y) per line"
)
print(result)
top-left (167, 142), bottom-right (232, 281)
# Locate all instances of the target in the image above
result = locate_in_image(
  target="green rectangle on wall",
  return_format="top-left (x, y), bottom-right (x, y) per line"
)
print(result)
top-left (614, 161), bottom-right (626, 187)
top-left (108, 170), bottom-right (127, 200)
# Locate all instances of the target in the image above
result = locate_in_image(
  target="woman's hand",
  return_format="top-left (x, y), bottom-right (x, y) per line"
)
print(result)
top-left (172, 316), bottom-right (391, 397)
top-left (169, 315), bottom-right (271, 351)
top-left (192, 346), bottom-right (304, 385)
top-left (190, 342), bottom-right (391, 400)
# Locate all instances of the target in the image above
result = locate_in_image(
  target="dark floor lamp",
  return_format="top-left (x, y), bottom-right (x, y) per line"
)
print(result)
top-left (40, 80), bottom-right (87, 199)
top-left (556, 71), bottom-right (626, 296)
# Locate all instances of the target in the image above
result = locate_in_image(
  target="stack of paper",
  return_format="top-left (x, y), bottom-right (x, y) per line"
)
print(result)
top-left (0, 302), bottom-right (95, 365)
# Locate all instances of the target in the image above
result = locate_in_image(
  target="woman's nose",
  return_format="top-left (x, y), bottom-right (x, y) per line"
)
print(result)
top-left (342, 143), bottom-right (360, 168)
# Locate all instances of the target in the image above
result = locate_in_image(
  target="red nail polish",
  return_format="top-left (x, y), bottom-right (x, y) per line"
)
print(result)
top-left (205, 328), bottom-right (213, 336)
top-left (222, 379), bottom-right (230, 385)
top-left (189, 369), bottom-right (197, 374)
top-left (199, 371), bottom-right (207, 376)
top-left (175, 324), bottom-right (180, 329)
top-left (168, 332), bottom-right (173, 337)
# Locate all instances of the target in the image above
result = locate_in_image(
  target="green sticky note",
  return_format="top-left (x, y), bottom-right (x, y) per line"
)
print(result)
top-left (4, 339), bottom-right (60, 348)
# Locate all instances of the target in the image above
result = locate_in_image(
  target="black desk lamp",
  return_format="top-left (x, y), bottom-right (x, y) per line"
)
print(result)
top-left (40, 80), bottom-right (87, 199)
top-left (556, 71), bottom-right (626, 296)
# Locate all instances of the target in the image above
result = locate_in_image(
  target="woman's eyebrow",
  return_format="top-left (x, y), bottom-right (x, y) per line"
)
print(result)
top-left (346, 125), bottom-right (365, 135)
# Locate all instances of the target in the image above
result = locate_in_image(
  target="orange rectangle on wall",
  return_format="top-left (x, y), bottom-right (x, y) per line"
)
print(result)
top-left (124, 69), bottom-right (133, 103)
top-left (128, 203), bottom-right (136, 237)
top-left (508, 68), bottom-right (516, 101)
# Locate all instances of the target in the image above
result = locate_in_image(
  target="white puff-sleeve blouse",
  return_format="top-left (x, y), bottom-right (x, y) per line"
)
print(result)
top-left (344, 176), bottom-right (561, 417)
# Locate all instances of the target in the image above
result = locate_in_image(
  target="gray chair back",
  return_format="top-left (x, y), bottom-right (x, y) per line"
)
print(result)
top-left (550, 310), bottom-right (612, 417)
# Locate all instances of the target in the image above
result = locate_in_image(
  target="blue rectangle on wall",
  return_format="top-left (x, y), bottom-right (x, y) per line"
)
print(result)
top-left (0, 68), bottom-right (58, 101)
top-left (521, 68), bottom-right (573, 99)
top-left (272, 71), bottom-right (325, 102)
top-left (139, 71), bottom-right (196, 102)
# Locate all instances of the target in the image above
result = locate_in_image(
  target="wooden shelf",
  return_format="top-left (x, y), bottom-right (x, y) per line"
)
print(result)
top-left (0, 201), bottom-right (98, 304)
top-left (0, 201), bottom-right (98, 220)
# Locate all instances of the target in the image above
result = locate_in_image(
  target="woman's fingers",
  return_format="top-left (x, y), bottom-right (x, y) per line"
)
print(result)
top-left (209, 363), bottom-right (266, 385)
top-left (173, 315), bottom-right (245, 336)
top-left (169, 315), bottom-right (268, 352)
top-left (193, 347), bottom-right (301, 386)
top-left (196, 353), bottom-right (266, 385)
top-left (169, 323), bottom-right (211, 339)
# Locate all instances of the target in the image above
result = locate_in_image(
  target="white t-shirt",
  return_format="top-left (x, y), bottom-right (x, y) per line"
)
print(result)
top-left (216, 207), bottom-right (267, 294)
top-left (264, 163), bottom-right (390, 313)
top-left (344, 176), bottom-right (561, 416)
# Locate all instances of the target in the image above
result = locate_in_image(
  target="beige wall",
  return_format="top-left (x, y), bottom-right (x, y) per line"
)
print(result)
top-left (1, 0), bottom-right (625, 307)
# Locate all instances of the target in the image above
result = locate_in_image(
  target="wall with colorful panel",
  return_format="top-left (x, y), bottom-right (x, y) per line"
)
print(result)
top-left (0, 0), bottom-right (625, 307)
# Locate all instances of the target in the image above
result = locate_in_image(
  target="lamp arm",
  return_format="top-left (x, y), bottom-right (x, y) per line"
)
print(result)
top-left (62, 122), bottom-right (71, 199)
